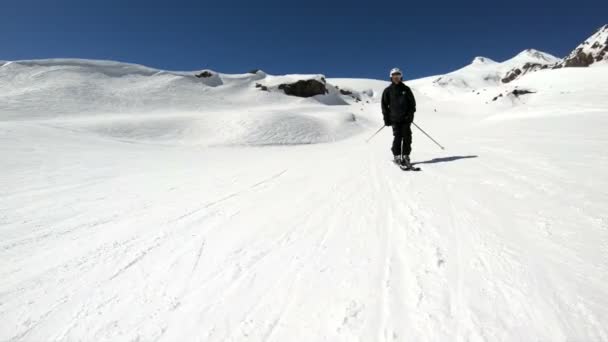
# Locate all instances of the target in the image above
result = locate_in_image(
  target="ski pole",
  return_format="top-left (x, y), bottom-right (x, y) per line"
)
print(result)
top-left (412, 122), bottom-right (445, 150)
top-left (365, 125), bottom-right (386, 143)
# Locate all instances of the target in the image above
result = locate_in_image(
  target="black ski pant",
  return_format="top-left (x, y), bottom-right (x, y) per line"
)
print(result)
top-left (391, 121), bottom-right (412, 157)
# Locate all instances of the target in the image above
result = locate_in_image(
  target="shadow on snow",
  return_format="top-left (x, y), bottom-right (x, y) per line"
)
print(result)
top-left (412, 155), bottom-right (478, 166)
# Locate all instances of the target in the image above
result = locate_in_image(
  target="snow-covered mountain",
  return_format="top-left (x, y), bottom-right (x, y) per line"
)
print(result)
top-left (425, 25), bottom-right (608, 93)
top-left (555, 24), bottom-right (608, 68)
top-left (2, 28), bottom-right (608, 342)
top-left (429, 49), bottom-right (559, 91)
top-left (500, 49), bottom-right (560, 83)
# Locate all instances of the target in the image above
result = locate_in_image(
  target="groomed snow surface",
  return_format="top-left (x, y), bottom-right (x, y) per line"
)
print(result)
top-left (1, 59), bottom-right (608, 342)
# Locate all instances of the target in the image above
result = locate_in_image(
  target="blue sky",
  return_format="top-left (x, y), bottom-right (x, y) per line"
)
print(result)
top-left (1, 0), bottom-right (606, 79)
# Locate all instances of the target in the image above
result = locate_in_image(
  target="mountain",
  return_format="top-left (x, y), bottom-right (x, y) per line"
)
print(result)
top-left (500, 49), bottom-right (561, 83)
top-left (555, 24), bottom-right (608, 68)
top-left (429, 49), bottom-right (559, 91)
top-left (426, 24), bottom-right (608, 91)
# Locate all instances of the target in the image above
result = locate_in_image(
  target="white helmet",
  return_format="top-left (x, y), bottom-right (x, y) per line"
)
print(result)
top-left (390, 67), bottom-right (403, 77)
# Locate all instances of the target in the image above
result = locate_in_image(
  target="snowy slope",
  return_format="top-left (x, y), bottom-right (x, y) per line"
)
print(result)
top-left (487, 64), bottom-right (608, 114)
top-left (0, 59), bottom-right (367, 146)
top-left (1, 56), bottom-right (608, 342)
top-left (327, 78), bottom-right (387, 99)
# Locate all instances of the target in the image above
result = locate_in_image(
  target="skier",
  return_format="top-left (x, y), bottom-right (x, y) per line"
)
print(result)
top-left (381, 67), bottom-right (417, 168)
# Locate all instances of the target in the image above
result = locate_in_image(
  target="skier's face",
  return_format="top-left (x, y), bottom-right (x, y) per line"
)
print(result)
top-left (391, 73), bottom-right (402, 83)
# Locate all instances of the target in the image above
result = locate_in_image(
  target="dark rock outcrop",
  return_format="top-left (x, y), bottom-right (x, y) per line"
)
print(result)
top-left (560, 48), bottom-right (596, 67)
top-left (492, 89), bottom-right (536, 101)
top-left (195, 71), bottom-right (214, 78)
top-left (554, 24), bottom-right (608, 68)
top-left (278, 79), bottom-right (328, 98)
top-left (337, 88), bottom-right (361, 101)
top-left (511, 89), bottom-right (535, 97)
top-left (255, 83), bottom-right (268, 91)
top-left (502, 62), bottom-right (544, 83)
top-left (502, 68), bottom-right (522, 83)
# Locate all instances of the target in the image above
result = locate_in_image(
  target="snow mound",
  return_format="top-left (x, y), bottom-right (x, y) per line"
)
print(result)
top-left (45, 107), bottom-right (363, 146)
top-left (9, 58), bottom-right (166, 77)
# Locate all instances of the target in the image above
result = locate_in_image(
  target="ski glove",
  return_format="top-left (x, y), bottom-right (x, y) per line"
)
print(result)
top-left (406, 112), bottom-right (415, 124)
top-left (383, 117), bottom-right (392, 126)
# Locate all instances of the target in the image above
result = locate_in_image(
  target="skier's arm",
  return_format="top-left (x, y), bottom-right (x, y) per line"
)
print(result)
top-left (381, 89), bottom-right (391, 125)
top-left (407, 87), bottom-right (416, 114)
top-left (381, 89), bottom-right (390, 115)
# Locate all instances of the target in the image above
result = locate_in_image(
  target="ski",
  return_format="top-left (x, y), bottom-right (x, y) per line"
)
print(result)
top-left (392, 160), bottom-right (421, 171)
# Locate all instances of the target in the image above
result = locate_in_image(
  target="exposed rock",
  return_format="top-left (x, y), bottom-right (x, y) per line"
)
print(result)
top-left (278, 79), bottom-right (328, 98)
top-left (511, 89), bottom-right (536, 97)
top-left (555, 24), bottom-right (608, 68)
top-left (502, 68), bottom-right (522, 83)
top-left (492, 89), bottom-right (535, 101)
top-left (255, 83), bottom-right (268, 91)
top-left (492, 93), bottom-right (504, 102)
top-left (337, 88), bottom-right (362, 101)
top-left (502, 62), bottom-right (546, 83)
top-left (560, 48), bottom-right (596, 67)
top-left (195, 71), bottom-right (213, 78)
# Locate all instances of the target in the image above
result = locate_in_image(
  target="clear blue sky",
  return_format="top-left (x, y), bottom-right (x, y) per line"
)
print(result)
top-left (2, 0), bottom-right (606, 79)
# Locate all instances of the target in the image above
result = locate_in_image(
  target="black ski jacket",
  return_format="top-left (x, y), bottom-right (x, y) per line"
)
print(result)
top-left (381, 82), bottom-right (416, 124)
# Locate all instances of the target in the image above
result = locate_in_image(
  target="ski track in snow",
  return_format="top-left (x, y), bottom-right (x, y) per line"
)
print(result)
top-left (2, 113), bottom-right (608, 342)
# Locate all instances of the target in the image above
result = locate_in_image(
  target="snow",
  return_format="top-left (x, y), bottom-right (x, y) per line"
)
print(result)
top-left (487, 65), bottom-right (608, 117)
top-left (262, 73), bottom-right (326, 87)
top-left (1, 56), bottom-right (608, 342)
top-left (471, 56), bottom-right (498, 65)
